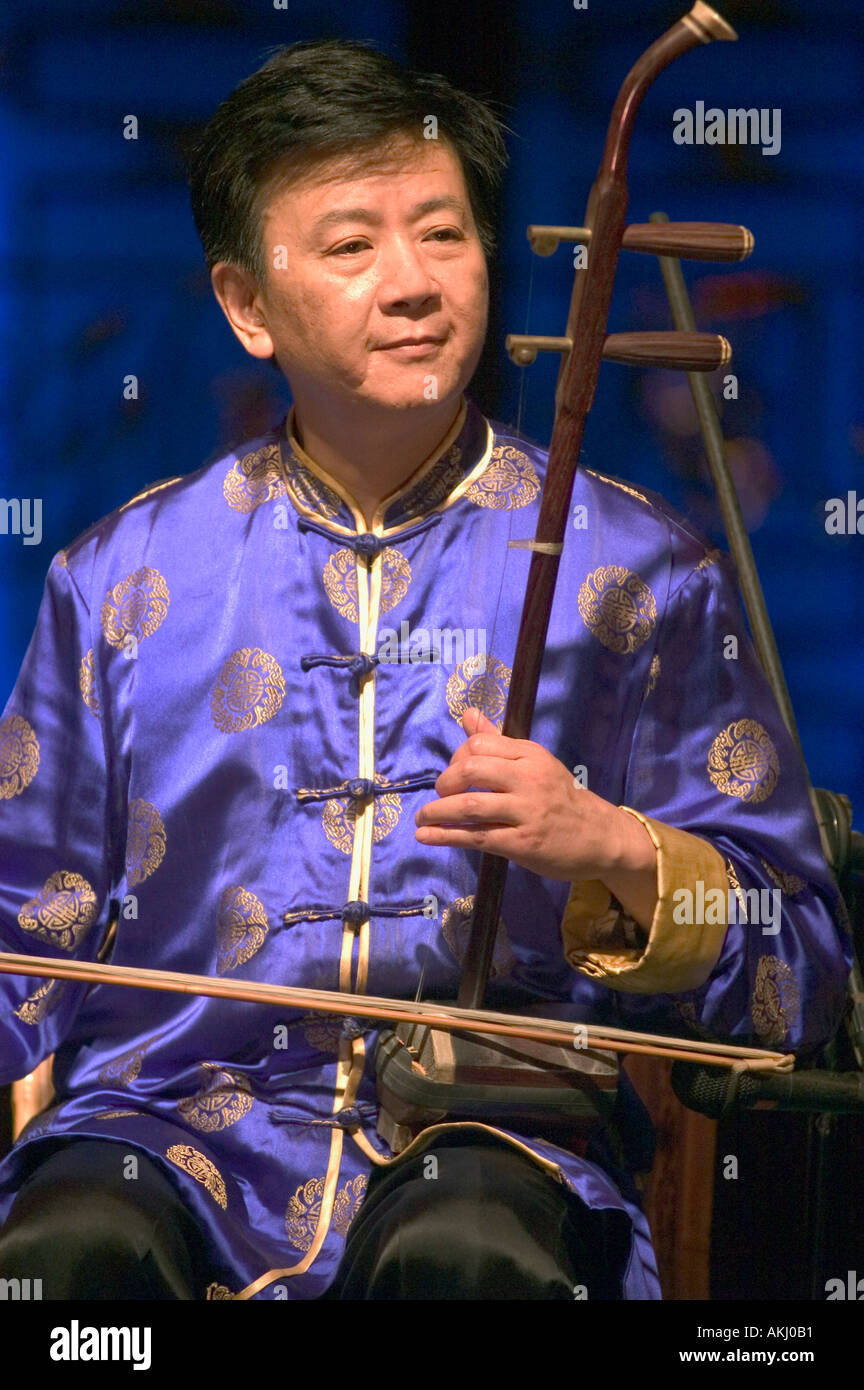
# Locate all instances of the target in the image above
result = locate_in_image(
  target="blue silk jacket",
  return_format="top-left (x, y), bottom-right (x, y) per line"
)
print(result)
top-left (0, 397), bottom-right (851, 1299)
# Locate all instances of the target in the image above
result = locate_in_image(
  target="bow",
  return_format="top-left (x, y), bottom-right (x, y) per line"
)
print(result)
top-left (0, 950), bottom-right (793, 1073)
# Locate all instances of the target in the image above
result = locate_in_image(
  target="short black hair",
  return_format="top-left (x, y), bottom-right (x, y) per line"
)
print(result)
top-left (187, 39), bottom-right (509, 283)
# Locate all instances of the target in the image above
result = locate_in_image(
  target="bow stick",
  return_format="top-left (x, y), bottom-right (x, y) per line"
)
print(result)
top-left (458, 1), bottom-right (748, 1008)
top-left (0, 951), bottom-right (793, 1072)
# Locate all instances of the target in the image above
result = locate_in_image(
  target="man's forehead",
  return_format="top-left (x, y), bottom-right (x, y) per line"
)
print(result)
top-left (264, 138), bottom-right (468, 216)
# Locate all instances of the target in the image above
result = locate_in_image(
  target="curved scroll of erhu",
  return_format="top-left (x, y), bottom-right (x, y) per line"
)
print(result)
top-left (458, 2), bottom-right (752, 1009)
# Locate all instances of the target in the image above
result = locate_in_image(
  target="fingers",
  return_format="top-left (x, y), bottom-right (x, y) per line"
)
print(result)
top-left (451, 709), bottom-right (525, 765)
top-left (435, 755), bottom-right (518, 797)
top-left (461, 707), bottom-right (500, 738)
top-left (414, 822), bottom-right (512, 854)
top-left (415, 791), bottom-right (518, 829)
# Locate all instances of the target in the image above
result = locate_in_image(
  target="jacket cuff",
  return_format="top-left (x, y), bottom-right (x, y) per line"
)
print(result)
top-left (560, 808), bottom-right (729, 995)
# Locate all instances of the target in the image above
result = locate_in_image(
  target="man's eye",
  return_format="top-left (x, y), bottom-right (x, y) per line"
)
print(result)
top-left (331, 240), bottom-right (370, 256)
top-left (425, 228), bottom-right (462, 242)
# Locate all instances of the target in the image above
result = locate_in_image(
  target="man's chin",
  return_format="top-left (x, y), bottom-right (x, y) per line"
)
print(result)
top-left (357, 377), bottom-right (466, 414)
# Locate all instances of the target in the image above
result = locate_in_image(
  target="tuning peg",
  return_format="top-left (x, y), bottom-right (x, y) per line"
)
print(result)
top-left (505, 334), bottom-right (572, 366)
top-left (506, 330), bottom-right (730, 372)
top-left (526, 226), bottom-right (591, 257)
top-left (525, 221), bottom-right (753, 263)
top-left (622, 222), bottom-right (753, 262)
top-left (603, 331), bottom-right (731, 371)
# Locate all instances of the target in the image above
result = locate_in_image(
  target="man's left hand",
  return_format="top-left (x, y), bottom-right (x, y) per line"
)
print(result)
top-left (414, 707), bottom-right (655, 887)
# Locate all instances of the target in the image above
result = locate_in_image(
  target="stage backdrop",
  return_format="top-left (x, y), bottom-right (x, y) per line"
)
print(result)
top-left (1, 0), bottom-right (860, 826)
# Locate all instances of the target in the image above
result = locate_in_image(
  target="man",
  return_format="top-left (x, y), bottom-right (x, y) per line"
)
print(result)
top-left (0, 39), bottom-right (851, 1301)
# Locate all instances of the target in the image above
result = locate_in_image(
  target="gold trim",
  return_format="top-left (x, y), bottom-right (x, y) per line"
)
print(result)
top-left (278, 400), bottom-right (495, 539)
top-left (562, 810), bottom-right (729, 994)
top-left (371, 400), bottom-right (467, 529)
top-left (238, 403), bottom-right (497, 1292)
top-left (116, 476), bottom-right (183, 516)
top-left (285, 401), bottom-right (469, 531)
top-left (233, 1029), bottom-right (370, 1298)
top-left (350, 1127), bottom-right (394, 1167)
top-left (352, 1120), bottom-right (566, 1185)
top-left (233, 1129), bottom-right (346, 1299)
top-left (287, 407), bottom-right (365, 530)
top-left (239, 418), bottom-right (397, 1294)
top-left (417, 419), bottom-right (495, 523)
top-left (584, 469), bottom-right (651, 507)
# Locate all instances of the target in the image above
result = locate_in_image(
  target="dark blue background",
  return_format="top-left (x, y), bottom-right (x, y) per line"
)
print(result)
top-left (1, 0), bottom-right (862, 827)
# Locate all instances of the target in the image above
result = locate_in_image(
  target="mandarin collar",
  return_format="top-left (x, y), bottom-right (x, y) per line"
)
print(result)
top-left (277, 396), bottom-right (492, 533)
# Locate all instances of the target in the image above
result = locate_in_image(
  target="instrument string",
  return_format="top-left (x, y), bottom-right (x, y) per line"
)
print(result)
top-left (514, 247), bottom-right (536, 441)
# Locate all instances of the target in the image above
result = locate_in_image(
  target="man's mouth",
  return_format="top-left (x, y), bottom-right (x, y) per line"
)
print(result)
top-left (377, 336), bottom-right (445, 357)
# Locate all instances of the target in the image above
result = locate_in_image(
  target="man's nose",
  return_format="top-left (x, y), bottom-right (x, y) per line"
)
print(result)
top-left (377, 236), bottom-right (438, 310)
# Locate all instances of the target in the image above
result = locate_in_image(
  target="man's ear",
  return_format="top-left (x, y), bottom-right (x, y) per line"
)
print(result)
top-left (210, 262), bottom-right (275, 360)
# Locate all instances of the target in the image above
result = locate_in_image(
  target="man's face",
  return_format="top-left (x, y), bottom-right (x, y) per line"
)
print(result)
top-left (251, 137), bottom-right (489, 414)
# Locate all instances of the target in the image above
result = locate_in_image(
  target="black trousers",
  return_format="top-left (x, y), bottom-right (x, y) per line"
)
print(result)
top-left (0, 1134), bottom-right (632, 1300)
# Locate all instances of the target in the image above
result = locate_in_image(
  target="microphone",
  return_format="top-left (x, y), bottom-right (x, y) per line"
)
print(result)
top-left (670, 1062), bottom-right (864, 1118)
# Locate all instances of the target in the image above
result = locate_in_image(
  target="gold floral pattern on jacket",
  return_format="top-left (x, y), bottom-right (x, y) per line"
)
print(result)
top-left (751, 955), bottom-right (800, 1045)
top-left (100, 567), bottom-right (170, 648)
top-left (323, 546), bottom-right (411, 623)
top-left (78, 649), bottom-right (101, 719)
top-left (97, 1041), bottom-right (149, 1087)
top-left (578, 566), bottom-right (657, 654)
top-left (125, 798), bottom-right (167, 887)
top-left (446, 652), bottom-right (511, 728)
top-left (18, 870), bottom-right (99, 952)
top-left (216, 884), bottom-right (269, 974)
top-left (441, 895), bottom-right (515, 978)
top-left (223, 443), bottom-right (287, 514)
top-left (14, 977), bottom-right (67, 1025)
top-left (211, 647), bottom-right (285, 732)
top-left (708, 719), bottom-right (779, 804)
top-left (465, 444), bottom-right (540, 510)
top-left (177, 1064), bottom-right (254, 1132)
top-left (332, 1173), bottom-right (368, 1236)
top-left (0, 714), bottom-right (40, 799)
top-left (760, 859), bottom-right (806, 896)
top-left (166, 1144), bottom-right (228, 1209)
top-left (301, 1012), bottom-right (344, 1054)
top-left (285, 1174), bottom-right (368, 1252)
top-left (321, 775), bottom-right (402, 855)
